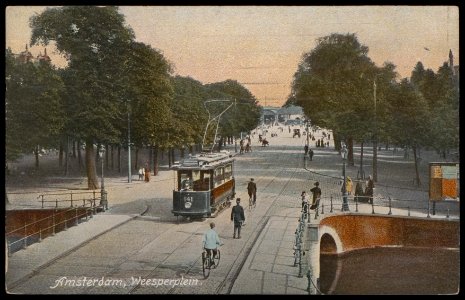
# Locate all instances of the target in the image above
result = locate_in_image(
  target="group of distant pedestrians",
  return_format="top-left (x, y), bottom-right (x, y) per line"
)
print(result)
top-left (138, 163), bottom-right (151, 182)
top-left (304, 144), bottom-right (314, 161)
top-left (301, 175), bottom-right (375, 213)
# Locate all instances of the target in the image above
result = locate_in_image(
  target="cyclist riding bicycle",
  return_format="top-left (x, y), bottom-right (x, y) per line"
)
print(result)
top-left (202, 222), bottom-right (221, 266)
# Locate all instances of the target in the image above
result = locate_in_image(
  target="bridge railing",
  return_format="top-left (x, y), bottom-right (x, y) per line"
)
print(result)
top-left (6, 206), bottom-right (97, 256)
top-left (309, 193), bottom-right (459, 220)
top-left (36, 190), bottom-right (101, 208)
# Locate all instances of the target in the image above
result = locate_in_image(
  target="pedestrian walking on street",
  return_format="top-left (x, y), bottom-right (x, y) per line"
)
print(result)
top-left (247, 178), bottom-right (257, 205)
top-left (138, 167), bottom-right (144, 181)
top-left (365, 175), bottom-right (374, 204)
top-left (309, 149), bottom-right (314, 161)
top-left (346, 176), bottom-right (353, 195)
top-left (310, 182), bottom-right (321, 210)
top-left (354, 180), bottom-right (364, 203)
top-left (231, 198), bottom-right (245, 239)
top-left (304, 144), bottom-right (309, 156)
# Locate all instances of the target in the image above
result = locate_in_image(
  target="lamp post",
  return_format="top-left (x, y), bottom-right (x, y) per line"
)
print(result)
top-left (127, 105), bottom-right (132, 183)
top-left (341, 142), bottom-right (349, 211)
top-left (306, 119), bottom-right (310, 147)
top-left (99, 145), bottom-right (108, 210)
top-left (373, 77), bottom-right (378, 182)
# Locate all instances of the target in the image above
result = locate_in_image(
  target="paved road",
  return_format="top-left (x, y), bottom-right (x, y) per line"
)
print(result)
top-left (5, 125), bottom-right (458, 294)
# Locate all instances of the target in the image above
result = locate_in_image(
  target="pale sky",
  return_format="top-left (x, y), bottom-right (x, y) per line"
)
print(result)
top-left (5, 6), bottom-right (460, 107)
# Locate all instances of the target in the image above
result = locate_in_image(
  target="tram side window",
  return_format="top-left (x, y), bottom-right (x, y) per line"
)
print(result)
top-left (214, 167), bottom-right (225, 188)
top-left (224, 164), bottom-right (232, 181)
top-left (198, 170), bottom-right (211, 191)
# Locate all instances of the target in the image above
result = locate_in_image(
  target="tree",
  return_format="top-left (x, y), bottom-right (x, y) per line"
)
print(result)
top-left (384, 79), bottom-right (432, 186)
top-left (5, 48), bottom-right (65, 168)
top-left (290, 33), bottom-right (381, 166)
top-left (205, 80), bottom-right (261, 141)
top-left (410, 61), bottom-right (459, 158)
top-left (30, 6), bottom-right (136, 189)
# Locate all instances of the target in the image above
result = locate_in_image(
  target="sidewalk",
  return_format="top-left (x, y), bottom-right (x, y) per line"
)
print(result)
top-left (6, 213), bottom-right (135, 290)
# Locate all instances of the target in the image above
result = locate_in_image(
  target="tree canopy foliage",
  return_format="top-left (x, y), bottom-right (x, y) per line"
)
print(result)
top-left (7, 6), bottom-right (261, 188)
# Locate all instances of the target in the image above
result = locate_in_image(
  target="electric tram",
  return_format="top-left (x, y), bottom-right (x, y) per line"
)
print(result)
top-left (171, 150), bottom-right (235, 218)
top-left (172, 99), bottom-right (236, 218)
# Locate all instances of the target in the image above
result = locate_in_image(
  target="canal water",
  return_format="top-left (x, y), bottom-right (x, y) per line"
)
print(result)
top-left (319, 247), bottom-right (459, 295)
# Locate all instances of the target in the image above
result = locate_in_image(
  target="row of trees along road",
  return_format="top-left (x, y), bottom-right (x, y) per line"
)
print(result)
top-left (5, 6), bottom-right (261, 190)
top-left (288, 33), bottom-right (459, 186)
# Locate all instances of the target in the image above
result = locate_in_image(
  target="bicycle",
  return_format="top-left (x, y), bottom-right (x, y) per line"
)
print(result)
top-left (202, 248), bottom-right (221, 278)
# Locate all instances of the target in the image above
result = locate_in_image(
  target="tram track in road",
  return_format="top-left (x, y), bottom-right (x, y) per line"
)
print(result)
top-left (214, 142), bottom-right (305, 293)
top-left (8, 140), bottom-right (307, 295)
top-left (162, 168), bottom-right (293, 294)
top-left (162, 142), bottom-right (302, 294)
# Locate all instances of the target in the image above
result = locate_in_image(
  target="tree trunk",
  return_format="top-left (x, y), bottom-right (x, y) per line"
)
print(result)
top-left (189, 145), bottom-right (193, 154)
top-left (373, 136), bottom-right (378, 182)
top-left (118, 146), bottom-right (121, 174)
top-left (168, 148), bottom-right (172, 168)
top-left (77, 141), bottom-right (82, 172)
top-left (149, 146), bottom-right (154, 175)
top-left (110, 145), bottom-right (114, 170)
top-left (135, 148), bottom-right (139, 171)
top-left (72, 140), bottom-right (76, 158)
top-left (171, 148), bottom-right (175, 165)
top-left (181, 147), bottom-right (185, 158)
top-left (359, 141), bottom-right (365, 180)
top-left (413, 146), bottom-right (421, 187)
top-left (105, 144), bottom-right (109, 171)
top-left (218, 137), bottom-right (223, 151)
top-left (333, 132), bottom-right (341, 152)
top-left (85, 140), bottom-right (99, 190)
top-left (64, 136), bottom-right (69, 176)
top-left (59, 142), bottom-right (63, 167)
top-left (95, 143), bottom-right (100, 162)
top-left (348, 137), bottom-right (354, 166)
top-left (153, 145), bottom-right (159, 176)
top-left (35, 145), bottom-right (40, 169)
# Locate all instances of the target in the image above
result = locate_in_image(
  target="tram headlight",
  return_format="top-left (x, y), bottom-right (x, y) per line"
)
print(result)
top-left (184, 196), bottom-right (193, 209)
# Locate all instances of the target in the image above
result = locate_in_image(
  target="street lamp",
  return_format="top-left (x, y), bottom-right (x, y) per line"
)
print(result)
top-left (341, 142), bottom-right (349, 211)
top-left (373, 76), bottom-right (380, 182)
top-left (306, 118), bottom-right (310, 147)
top-left (127, 100), bottom-right (132, 183)
top-left (99, 145), bottom-right (108, 210)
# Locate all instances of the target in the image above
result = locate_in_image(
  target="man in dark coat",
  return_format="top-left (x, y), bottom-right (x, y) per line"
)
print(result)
top-left (247, 178), bottom-right (257, 205)
top-left (310, 181), bottom-right (321, 210)
top-left (231, 198), bottom-right (245, 239)
top-left (365, 175), bottom-right (374, 204)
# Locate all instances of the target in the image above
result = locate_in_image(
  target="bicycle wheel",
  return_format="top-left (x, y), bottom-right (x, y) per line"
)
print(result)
top-left (213, 249), bottom-right (221, 268)
top-left (202, 253), bottom-right (211, 278)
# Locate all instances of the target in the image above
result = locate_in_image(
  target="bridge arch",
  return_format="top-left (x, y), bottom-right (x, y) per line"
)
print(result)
top-left (319, 225), bottom-right (343, 254)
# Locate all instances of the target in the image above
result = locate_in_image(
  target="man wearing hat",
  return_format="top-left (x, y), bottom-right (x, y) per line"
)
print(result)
top-left (247, 178), bottom-right (257, 206)
top-left (310, 182), bottom-right (321, 210)
top-left (231, 198), bottom-right (245, 239)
